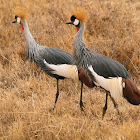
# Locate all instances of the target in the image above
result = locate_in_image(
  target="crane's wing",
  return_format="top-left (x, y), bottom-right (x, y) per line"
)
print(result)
top-left (43, 60), bottom-right (78, 81)
top-left (33, 45), bottom-right (73, 79)
top-left (82, 49), bottom-right (130, 79)
top-left (83, 50), bottom-right (131, 99)
top-left (39, 46), bottom-right (73, 64)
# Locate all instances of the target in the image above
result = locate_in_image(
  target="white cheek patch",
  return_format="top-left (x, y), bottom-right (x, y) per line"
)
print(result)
top-left (17, 17), bottom-right (21, 23)
top-left (73, 19), bottom-right (79, 26)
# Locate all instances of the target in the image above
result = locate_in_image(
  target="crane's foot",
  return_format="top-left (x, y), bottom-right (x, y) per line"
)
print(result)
top-left (102, 91), bottom-right (109, 119)
top-left (52, 106), bottom-right (56, 112)
top-left (53, 91), bottom-right (59, 111)
top-left (80, 100), bottom-right (86, 115)
top-left (102, 104), bottom-right (107, 119)
top-left (114, 104), bottom-right (123, 124)
top-left (109, 94), bottom-right (123, 123)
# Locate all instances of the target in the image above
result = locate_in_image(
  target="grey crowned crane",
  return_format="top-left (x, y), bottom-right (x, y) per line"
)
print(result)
top-left (66, 9), bottom-right (140, 120)
top-left (12, 9), bottom-right (78, 110)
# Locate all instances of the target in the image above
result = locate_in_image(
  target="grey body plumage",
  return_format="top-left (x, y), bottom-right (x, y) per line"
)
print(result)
top-left (24, 21), bottom-right (72, 79)
top-left (12, 16), bottom-right (73, 110)
top-left (73, 23), bottom-right (130, 79)
top-left (66, 13), bottom-right (132, 120)
top-left (74, 24), bottom-right (130, 119)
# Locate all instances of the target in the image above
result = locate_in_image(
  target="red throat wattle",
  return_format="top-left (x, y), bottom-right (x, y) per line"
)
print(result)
top-left (21, 25), bottom-right (24, 30)
top-left (76, 27), bottom-right (79, 32)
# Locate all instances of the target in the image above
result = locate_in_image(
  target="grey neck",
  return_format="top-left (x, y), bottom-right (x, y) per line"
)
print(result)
top-left (23, 21), bottom-right (38, 48)
top-left (23, 21), bottom-right (38, 61)
top-left (73, 23), bottom-right (87, 64)
top-left (74, 23), bottom-right (85, 43)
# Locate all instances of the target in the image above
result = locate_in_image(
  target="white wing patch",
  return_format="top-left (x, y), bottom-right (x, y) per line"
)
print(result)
top-left (88, 65), bottom-right (123, 99)
top-left (44, 60), bottom-right (79, 81)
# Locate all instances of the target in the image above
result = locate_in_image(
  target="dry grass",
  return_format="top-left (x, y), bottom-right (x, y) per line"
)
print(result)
top-left (0, 0), bottom-right (140, 139)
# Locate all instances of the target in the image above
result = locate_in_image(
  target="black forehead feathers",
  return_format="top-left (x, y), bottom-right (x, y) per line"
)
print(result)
top-left (71, 15), bottom-right (76, 21)
top-left (15, 15), bottom-right (18, 19)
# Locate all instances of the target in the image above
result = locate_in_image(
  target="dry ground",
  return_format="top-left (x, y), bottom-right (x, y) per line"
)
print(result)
top-left (0, 0), bottom-right (140, 139)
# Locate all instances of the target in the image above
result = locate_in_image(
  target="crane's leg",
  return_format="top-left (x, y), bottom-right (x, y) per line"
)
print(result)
top-left (109, 94), bottom-right (123, 123)
top-left (53, 79), bottom-right (59, 111)
top-left (102, 91), bottom-right (109, 119)
top-left (80, 82), bottom-right (86, 114)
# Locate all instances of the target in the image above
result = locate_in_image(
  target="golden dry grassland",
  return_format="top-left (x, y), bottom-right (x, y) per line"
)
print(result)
top-left (0, 0), bottom-right (140, 139)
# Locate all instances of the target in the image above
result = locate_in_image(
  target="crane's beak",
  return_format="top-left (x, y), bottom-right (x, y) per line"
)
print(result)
top-left (65, 21), bottom-right (73, 25)
top-left (12, 20), bottom-right (17, 23)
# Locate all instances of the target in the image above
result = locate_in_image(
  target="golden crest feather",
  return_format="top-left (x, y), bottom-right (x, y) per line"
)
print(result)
top-left (14, 7), bottom-right (27, 20)
top-left (73, 8), bottom-right (88, 23)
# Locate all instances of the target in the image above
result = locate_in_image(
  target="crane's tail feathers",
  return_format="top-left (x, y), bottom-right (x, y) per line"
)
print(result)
top-left (122, 78), bottom-right (140, 105)
top-left (88, 65), bottom-right (140, 105)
